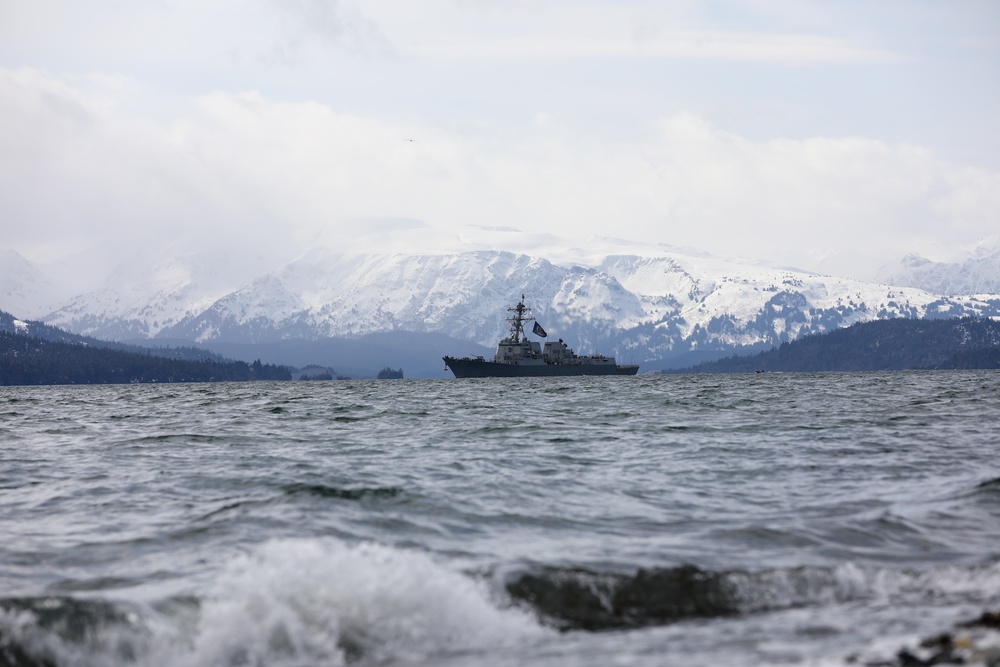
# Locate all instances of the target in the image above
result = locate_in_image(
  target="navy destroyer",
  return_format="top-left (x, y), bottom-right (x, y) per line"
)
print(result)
top-left (443, 295), bottom-right (640, 378)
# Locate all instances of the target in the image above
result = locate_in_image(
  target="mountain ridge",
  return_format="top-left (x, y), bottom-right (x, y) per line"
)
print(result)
top-left (5, 244), bottom-right (1000, 366)
top-left (881, 250), bottom-right (1000, 296)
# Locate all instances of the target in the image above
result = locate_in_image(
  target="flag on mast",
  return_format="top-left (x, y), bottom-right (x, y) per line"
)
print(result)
top-left (532, 321), bottom-right (547, 338)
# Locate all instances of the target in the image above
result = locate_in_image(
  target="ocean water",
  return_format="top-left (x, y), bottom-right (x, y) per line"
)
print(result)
top-left (1, 371), bottom-right (999, 666)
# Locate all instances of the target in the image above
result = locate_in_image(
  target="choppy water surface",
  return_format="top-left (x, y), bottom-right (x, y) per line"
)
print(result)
top-left (1, 371), bottom-right (999, 666)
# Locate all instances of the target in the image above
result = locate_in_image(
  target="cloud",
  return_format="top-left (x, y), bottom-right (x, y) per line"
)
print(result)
top-left (632, 113), bottom-right (1000, 271)
top-left (409, 31), bottom-right (901, 65)
top-left (0, 1), bottom-right (394, 79)
top-left (253, 0), bottom-right (396, 66)
top-left (2, 66), bottom-right (998, 283)
top-left (365, 0), bottom-right (902, 65)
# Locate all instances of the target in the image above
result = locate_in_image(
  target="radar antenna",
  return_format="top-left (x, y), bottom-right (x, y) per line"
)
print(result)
top-left (506, 294), bottom-right (535, 343)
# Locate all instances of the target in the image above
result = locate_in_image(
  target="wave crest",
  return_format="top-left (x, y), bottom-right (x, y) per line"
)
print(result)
top-left (190, 538), bottom-right (545, 665)
top-left (1, 539), bottom-right (546, 667)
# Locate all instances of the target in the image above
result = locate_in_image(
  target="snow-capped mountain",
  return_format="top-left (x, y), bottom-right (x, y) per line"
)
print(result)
top-left (879, 237), bottom-right (1000, 296)
top-left (157, 250), bottom-right (638, 345)
top-left (39, 249), bottom-right (284, 340)
top-left (33, 244), bottom-right (1000, 367)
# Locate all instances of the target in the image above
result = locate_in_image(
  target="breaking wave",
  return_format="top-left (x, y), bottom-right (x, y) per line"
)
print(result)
top-left (3, 539), bottom-right (999, 666)
top-left (0, 539), bottom-right (545, 667)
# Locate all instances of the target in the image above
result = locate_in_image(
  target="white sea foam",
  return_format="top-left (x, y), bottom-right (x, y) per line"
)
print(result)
top-left (181, 538), bottom-right (548, 666)
top-left (2, 555), bottom-right (999, 666)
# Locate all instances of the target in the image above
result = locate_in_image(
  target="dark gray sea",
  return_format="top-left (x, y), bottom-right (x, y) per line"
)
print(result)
top-left (2, 371), bottom-right (999, 666)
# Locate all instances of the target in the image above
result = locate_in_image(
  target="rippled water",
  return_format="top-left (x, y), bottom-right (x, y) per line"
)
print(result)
top-left (1, 371), bottom-right (999, 666)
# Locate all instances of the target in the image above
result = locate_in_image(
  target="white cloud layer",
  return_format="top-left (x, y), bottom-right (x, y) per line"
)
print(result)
top-left (1, 0), bottom-right (998, 288)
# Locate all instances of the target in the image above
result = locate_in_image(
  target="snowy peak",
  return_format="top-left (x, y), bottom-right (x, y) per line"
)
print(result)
top-left (879, 234), bottom-right (1000, 296)
top-left (161, 274), bottom-right (307, 343)
top-left (881, 244), bottom-right (1000, 296)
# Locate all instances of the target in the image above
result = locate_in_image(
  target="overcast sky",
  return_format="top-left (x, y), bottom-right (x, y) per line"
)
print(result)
top-left (1, 0), bottom-right (998, 285)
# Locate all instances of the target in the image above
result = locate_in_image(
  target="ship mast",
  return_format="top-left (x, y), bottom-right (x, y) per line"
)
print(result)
top-left (506, 294), bottom-right (535, 343)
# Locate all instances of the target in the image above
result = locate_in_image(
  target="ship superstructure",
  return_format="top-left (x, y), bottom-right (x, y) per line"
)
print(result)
top-left (443, 295), bottom-right (639, 377)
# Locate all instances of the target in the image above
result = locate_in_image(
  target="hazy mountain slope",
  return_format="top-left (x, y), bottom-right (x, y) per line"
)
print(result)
top-left (883, 253), bottom-right (1000, 296)
top-left (42, 251), bottom-right (280, 340)
top-left (0, 249), bottom-right (61, 319)
top-left (880, 237), bottom-right (1000, 295)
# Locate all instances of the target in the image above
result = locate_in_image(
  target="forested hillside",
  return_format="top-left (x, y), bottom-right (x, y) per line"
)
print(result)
top-left (0, 330), bottom-right (290, 385)
top-left (673, 318), bottom-right (1000, 374)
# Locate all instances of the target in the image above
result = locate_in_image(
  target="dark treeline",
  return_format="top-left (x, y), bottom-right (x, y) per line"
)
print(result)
top-left (0, 331), bottom-right (291, 385)
top-left (930, 346), bottom-right (1000, 370)
top-left (670, 317), bottom-right (1000, 374)
top-left (299, 372), bottom-right (334, 380)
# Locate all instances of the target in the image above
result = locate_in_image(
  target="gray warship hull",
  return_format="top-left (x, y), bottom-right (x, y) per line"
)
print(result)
top-left (444, 295), bottom-right (639, 378)
top-left (443, 356), bottom-right (639, 378)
